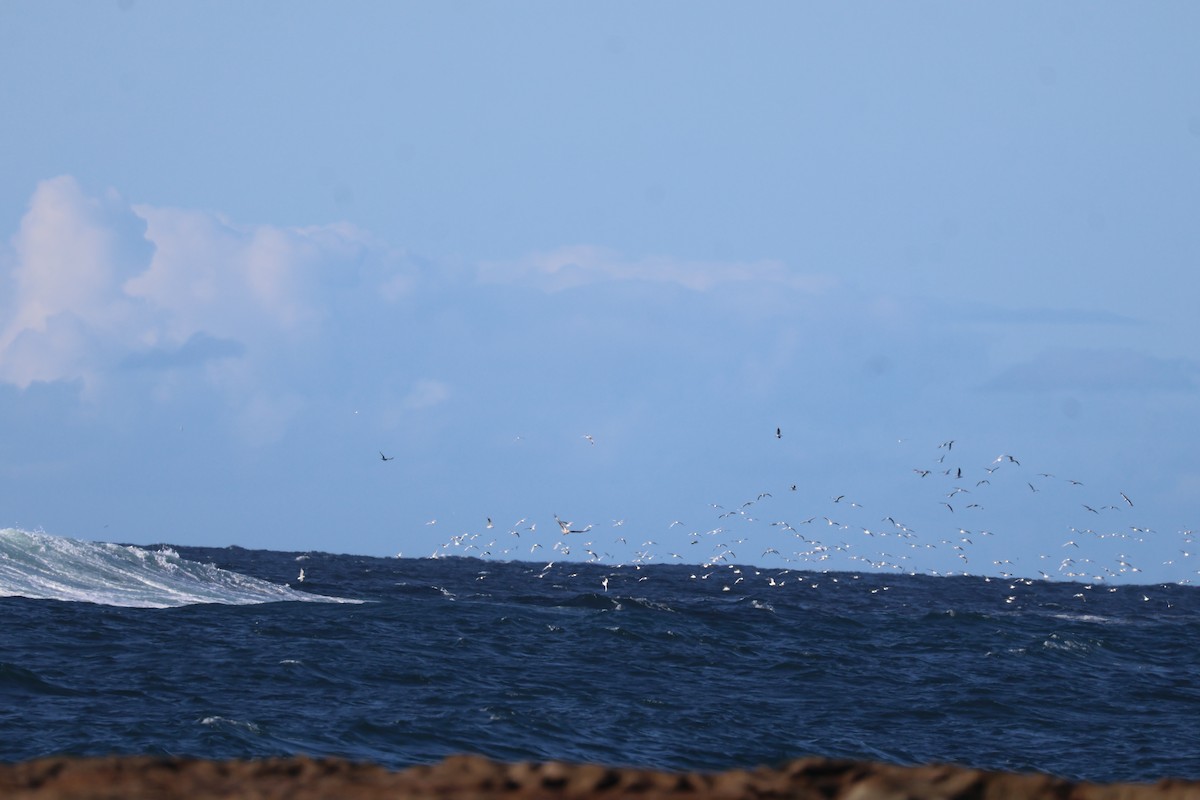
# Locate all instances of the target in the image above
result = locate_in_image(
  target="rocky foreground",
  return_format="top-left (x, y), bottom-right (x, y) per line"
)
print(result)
top-left (0, 754), bottom-right (1197, 800)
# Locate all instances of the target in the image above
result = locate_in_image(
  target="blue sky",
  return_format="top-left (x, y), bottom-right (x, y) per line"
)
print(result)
top-left (2, 2), bottom-right (1198, 584)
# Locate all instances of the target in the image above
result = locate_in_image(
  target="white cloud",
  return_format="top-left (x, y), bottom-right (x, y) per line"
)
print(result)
top-left (124, 206), bottom-right (370, 343)
top-left (478, 245), bottom-right (837, 293)
top-left (0, 310), bottom-right (96, 390)
top-left (0, 176), bottom-right (377, 392)
top-left (0, 176), bottom-right (150, 388)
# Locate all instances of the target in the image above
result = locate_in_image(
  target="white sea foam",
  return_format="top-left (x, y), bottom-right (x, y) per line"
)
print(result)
top-left (1048, 612), bottom-right (1119, 625)
top-left (0, 528), bottom-right (358, 608)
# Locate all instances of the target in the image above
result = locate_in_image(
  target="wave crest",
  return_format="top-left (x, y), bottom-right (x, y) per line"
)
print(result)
top-left (0, 529), bottom-right (357, 608)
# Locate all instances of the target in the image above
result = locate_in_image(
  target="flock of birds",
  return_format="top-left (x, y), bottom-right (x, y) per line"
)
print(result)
top-left (381, 431), bottom-right (1196, 587)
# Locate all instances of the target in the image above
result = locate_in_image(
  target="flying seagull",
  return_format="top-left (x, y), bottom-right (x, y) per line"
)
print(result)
top-left (379, 451), bottom-right (395, 461)
top-left (555, 515), bottom-right (593, 535)
top-left (776, 427), bottom-right (782, 439)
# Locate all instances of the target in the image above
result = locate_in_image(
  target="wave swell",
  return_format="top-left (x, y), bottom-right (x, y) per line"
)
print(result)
top-left (0, 528), bottom-right (354, 608)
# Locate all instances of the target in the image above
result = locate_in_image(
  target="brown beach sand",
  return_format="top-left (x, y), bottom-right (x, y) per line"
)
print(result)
top-left (1, 754), bottom-right (1198, 800)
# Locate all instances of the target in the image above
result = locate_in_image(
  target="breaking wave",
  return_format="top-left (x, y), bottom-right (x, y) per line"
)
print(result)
top-left (0, 528), bottom-right (356, 608)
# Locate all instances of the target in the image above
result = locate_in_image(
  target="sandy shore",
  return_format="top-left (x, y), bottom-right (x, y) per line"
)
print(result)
top-left (0, 754), bottom-right (1197, 799)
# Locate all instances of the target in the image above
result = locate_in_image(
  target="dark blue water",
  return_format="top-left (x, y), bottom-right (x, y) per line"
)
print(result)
top-left (2, 534), bottom-right (1199, 783)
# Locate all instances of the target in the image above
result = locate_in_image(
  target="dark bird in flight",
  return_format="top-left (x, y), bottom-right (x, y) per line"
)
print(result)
top-left (379, 451), bottom-right (395, 461)
top-left (776, 427), bottom-right (782, 439)
top-left (1120, 492), bottom-right (1134, 507)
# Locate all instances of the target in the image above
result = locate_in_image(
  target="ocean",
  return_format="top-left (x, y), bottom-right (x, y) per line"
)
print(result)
top-left (2, 528), bottom-right (1198, 784)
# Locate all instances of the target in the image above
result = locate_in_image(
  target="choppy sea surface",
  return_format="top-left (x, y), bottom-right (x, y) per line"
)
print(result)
top-left (2, 528), bottom-right (1199, 783)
